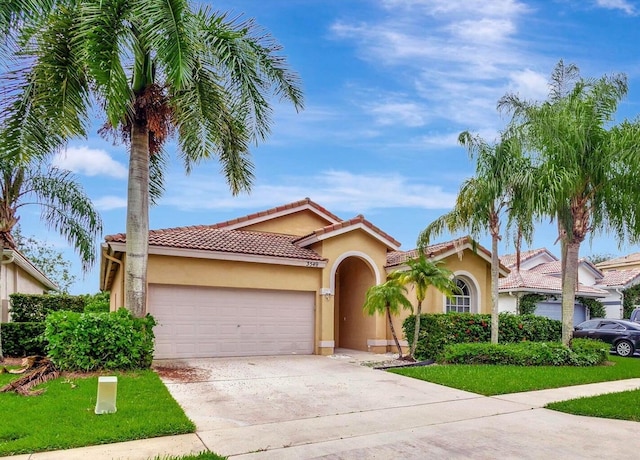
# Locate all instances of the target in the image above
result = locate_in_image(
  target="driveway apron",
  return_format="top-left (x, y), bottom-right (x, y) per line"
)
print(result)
top-left (157, 354), bottom-right (640, 459)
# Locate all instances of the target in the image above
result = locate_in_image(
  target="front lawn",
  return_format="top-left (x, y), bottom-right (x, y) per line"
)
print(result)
top-left (0, 369), bottom-right (195, 456)
top-left (546, 389), bottom-right (640, 422)
top-left (389, 355), bottom-right (640, 395)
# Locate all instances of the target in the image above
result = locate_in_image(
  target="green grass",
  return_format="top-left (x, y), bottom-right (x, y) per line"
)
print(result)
top-left (0, 369), bottom-right (196, 456)
top-left (546, 389), bottom-right (640, 422)
top-left (389, 355), bottom-right (640, 395)
top-left (154, 453), bottom-right (227, 460)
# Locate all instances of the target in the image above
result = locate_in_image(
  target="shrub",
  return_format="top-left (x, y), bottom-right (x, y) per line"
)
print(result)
top-left (441, 340), bottom-right (607, 366)
top-left (570, 338), bottom-right (609, 365)
top-left (10, 293), bottom-right (85, 322)
top-left (1, 322), bottom-right (47, 356)
top-left (83, 291), bottom-right (111, 313)
top-left (45, 309), bottom-right (156, 371)
top-left (403, 312), bottom-right (562, 360)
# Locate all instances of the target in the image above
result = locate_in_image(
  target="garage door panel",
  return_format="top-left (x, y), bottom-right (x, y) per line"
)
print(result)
top-left (149, 285), bottom-right (314, 359)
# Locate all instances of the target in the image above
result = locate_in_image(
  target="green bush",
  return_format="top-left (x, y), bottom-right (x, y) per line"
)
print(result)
top-left (441, 340), bottom-right (607, 366)
top-left (403, 312), bottom-right (562, 360)
top-left (45, 309), bottom-right (156, 371)
top-left (83, 291), bottom-right (111, 313)
top-left (570, 338), bottom-right (610, 365)
top-left (10, 293), bottom-right (85, 322)
top-left (1, 322), bottom-right (47, 356)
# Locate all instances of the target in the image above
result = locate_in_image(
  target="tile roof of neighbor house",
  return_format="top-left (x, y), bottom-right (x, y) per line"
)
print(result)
top-left (597, 252), bottom-right (640, 269)
top-left (499, 248), bottom-right (558, 269)
top-left (105, 226), bottom-right (326, 261)
top-left (295, 214), bottom-right (401, 248)
top-left (528, 261), bottom-right (562, 275)
top-left (208, 197), bottom-right (342, 229)
top-left (597, 269), bottom-right (640, 288)
top-left (499, 270), bottom-right (608, 297)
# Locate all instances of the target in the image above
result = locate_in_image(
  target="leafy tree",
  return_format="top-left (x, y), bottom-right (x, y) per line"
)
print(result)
top-left (577, 297), bottom-right (606, 319)
top-left (362, 277), bottom-right (413, 358)
top-left (83, 291), bottom-right (111, 313)
top-left (585, 253), bottom-right (615, 265)
top-left (419, 132), bottom-right (530, 343)
top-left (499, 60), bottom-right (640, 344)
top-left (13, 227), bottom-right (76, 293)
top-left (393, 255), bottom-right (458, 359)
top-left (1, 1), bottom-right (303, 317)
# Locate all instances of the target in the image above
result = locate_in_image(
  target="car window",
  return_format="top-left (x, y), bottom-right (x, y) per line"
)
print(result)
top-left (576, 320), bottom-right (599, 330)
top-left (598, 322), bottom-right (625, 330)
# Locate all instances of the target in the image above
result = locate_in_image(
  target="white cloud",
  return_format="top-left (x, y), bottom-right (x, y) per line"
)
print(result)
top-left (508, 69), bottom-right (549, 101)
top-left (161, 170), bottom-right (457, 213)
top-left (368, 101), bottom-right (429, 127)
top-left (595, 0), bottom-right (636, 14)
top-left (93, 196), bottom-right (127, 211)
top-left (53, 146), bottom-right (127, 179)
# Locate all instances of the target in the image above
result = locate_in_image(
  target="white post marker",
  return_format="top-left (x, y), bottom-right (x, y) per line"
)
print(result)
top-left (95, 376), bottom-right (118, 414)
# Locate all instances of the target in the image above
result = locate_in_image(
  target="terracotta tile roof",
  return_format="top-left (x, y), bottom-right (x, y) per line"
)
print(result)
top-left (208, 198), bottom-right (342, 229)
top-left (499, 270), bottom-right (608, 297)
top-left (500, 248), bottom-right (557, 269)
top-left (296, 215), bottom-right (401, 248)
top-left (597, 269), bottom-right (640, 288)
top-left (528, 261), bottom-right (562, 275)
top-left (105, 226), bottom-right (325, 261)
top-left (385, 237), bottom-right (505, 272)
top-left (597, 252), bottom-right (640, 269)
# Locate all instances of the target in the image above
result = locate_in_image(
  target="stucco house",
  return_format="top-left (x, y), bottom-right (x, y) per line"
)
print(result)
top-left (100, 198), bottom-right (504, 359)
top-left (1, 247), bottom-right (58, 322)
top-left (498, 248), bottom-right (635, 323)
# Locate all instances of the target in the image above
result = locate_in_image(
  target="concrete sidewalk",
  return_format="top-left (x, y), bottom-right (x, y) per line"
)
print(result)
top-left (9, 353), bottom-right (640, 460)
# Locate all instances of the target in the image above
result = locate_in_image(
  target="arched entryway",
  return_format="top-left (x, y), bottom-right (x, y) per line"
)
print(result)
top-left (332, 256), bottom-right (377, 351)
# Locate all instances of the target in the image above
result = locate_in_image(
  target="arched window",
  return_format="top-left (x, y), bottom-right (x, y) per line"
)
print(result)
top-left (446, 278), bottom-right (472, 313)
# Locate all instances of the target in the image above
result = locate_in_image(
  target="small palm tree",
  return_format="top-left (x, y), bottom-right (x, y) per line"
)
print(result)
top-left (394, 255), bottom-right (458, 359)
top-left (362, 277), bottom-right (413, 358)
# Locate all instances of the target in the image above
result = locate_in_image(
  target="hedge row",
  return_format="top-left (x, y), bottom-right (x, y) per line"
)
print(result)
top-left (441, 338), bottom-right (609, 366)
top-left (10, 293), bottom-right (85, 322)
top-left (45, 309), bottom-right (156, 371)
top-left (1, 322), bottom-right (47, 356)
top-left (403, 313), bottom-right (562, 360)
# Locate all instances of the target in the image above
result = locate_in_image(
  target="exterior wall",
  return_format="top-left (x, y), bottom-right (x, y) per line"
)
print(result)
top-left (109, 254), bottom-right (126, 311)
top-left (600, 290), bottom-right (623, 319)
top-left (2, 262), bottom-right (50, 321)
top-left (578, 264), bottom-right (598, 286)
top-left (241, 210), bottom-right (333, 236)
top-left (599, 261), bottom-right (640, 272)
top-left (498, 293), bottom-right (518, 313)
top-left (316, 230), bottom-right (390, 354)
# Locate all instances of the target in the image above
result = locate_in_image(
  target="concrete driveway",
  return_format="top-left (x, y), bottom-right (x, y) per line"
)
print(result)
top-left (157, 351), bottom-right (640, 459)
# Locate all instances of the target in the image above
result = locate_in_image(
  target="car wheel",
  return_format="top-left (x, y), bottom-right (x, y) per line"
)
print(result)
top-left (615, 340), bottom-right (634, 357)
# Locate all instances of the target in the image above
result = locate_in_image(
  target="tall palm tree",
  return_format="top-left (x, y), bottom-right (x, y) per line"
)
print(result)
top-left (362, 277), bottom-right (413, 358)
top-left (418, 132), bottom-right (529, 343)
top-left (0, 157), bottom-right (101, 361)
top-left (499, 60), bottom-right (640, 344)
top-left (393, 255), bottom-right (458, 359)
top-left (1, 0), bottom-right (303, 317)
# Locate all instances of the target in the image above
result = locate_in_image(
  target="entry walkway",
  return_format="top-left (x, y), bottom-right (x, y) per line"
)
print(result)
top-left (12, 352), bottom-right (640, 460)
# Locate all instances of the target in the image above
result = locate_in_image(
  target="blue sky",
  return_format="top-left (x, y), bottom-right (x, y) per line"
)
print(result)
top-left (18, 0), bottom-right (640, 294)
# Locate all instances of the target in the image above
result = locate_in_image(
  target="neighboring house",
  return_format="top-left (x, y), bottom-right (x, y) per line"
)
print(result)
top-left (100, 198), bottom-right (502, 360)
top-left (498, 248), bottom-right (633, 324)
top-left (1, 247), bottom-right (58, 322)
top-left (597, 253), bottom-right (640, 272)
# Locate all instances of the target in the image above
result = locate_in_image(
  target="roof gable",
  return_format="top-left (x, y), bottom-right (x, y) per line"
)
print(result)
top-left (500, 248), bottom-right (558, 270)
top-left (208, 198), bottom-right (341, 234)
top-left (499, 270), bottom-right (607, 298)
top-left (295, 215), bottom-right (401, 250)
top-left (2, 248), bottom-right (58, 291)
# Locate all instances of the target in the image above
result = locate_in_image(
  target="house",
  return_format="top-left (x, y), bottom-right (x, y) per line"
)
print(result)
top-left (497, 248), bottom-right (633, 323)
top-left (597, 253), bottom-right (640, 272)
top-left (1, 247), bottom-right (58, 322)
top-left (100, 198), bottom-right (502, 359)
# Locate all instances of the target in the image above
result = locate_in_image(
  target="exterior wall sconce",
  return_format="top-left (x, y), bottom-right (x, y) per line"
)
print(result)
top-left (320, 288), bottom-right (333, 301)
top-left (95, 376), bottom-right (118, 414)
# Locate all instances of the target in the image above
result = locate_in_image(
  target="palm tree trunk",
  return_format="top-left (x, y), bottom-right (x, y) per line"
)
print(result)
top-left (386, 305), bottom-right (403, 358)
top-left (411, 301), bottom-right (423, 359)
top-left (490, 233), bottom-right (499, 344)
top-left (125, 121), bottom-right (150, 317)
top-left (561, 241), bottom-right (580, 345)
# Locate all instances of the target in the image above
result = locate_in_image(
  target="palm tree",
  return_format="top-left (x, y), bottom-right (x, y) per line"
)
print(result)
top-left (499, 60), bottom-right (640, 344)
top-left (418, 132), bottom-right (529, 343)
top-left (393, 255), bottom-right (458, 359)
top-left (362, 277), bottom-right (413, 358)
top-left (1, 1), bottom-right (303, 317)
top-left (0, 157), bottom-right (101, 361)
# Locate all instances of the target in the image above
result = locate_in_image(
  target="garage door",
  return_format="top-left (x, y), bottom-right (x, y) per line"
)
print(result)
top-left (149, 284), bottom-right (315, 359)
top-left (534, 301), bottom-right (587, 326)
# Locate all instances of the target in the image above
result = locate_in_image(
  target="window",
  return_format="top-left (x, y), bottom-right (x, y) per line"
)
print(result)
top-left (446, 278), bottom-right (471, 313)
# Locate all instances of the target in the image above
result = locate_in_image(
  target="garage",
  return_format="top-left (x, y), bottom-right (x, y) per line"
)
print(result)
top-left (534, 301), bottom-right (587, 326)
top-left (149, 284), bottom-right (315, 359)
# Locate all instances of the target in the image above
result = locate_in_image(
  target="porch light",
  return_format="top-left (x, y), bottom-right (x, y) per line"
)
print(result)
top-left (95, 376), bottom-right (118, 414)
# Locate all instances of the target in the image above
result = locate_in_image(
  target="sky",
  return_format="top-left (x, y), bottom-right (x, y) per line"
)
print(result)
top-left (16, 0), bottom-right (640, 294)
